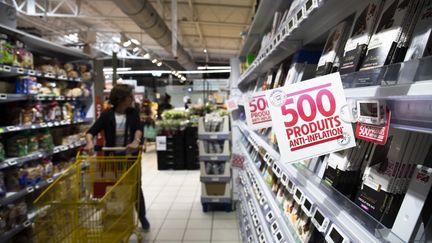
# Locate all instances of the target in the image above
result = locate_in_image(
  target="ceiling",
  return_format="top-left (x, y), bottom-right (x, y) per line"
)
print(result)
top-left (6, 0), bottom-right (256, 68)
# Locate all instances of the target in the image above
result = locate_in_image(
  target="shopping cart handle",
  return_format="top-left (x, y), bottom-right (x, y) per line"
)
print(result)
top-left (94, 146), bottom-right (127, 152)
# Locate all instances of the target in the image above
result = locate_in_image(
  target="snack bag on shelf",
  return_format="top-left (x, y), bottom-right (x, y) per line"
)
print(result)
top-left (32, 102), bottom-right (44, 123)
top-left (12, 41), bottom-right (33, 68)
top-left (0, 34), bottom-right (14, 65)
top-left (7, 134), bottom-right (28, 157)
top-left (42, 158), bottom-right (54, 178)
top-left (0, 139), bottom-right (5, 161)
top-left (16, 202), bottom-right (27, 224)
top-left (38, 129), bottom-right (54, 150)
top-left (21, 105), bottom-right (34, 125)
top-left (27, 133), bottom-right (39, 153)
top-left (5, 169), bottom-right (20, 192)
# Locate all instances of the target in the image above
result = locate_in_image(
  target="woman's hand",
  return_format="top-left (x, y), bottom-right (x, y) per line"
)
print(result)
top-left (126, 140), bottom-right (141, 153)
top-left (83, 141), bottom-right (95, 155)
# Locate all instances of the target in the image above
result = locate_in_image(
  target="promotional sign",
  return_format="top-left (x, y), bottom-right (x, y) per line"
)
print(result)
top-left (231, 153), bottom-right (245, 168)
top-left (244, 91), bottom-right (273, 129)
top-left (355, 109), bottom-right (391, 145)
top-left (266, 73), bottom-right (356, 164)
top-left (226, 98), bottom-right (238, 112)
top-left (156, 136), bottom-right (167, 151)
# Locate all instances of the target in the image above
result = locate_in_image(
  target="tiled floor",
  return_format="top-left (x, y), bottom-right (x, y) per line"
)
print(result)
top-left (130, 145), bottom-right (241, 243)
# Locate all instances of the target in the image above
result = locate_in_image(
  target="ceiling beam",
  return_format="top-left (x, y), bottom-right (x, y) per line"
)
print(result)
top-left (148, 0), bottom-right (252, 9)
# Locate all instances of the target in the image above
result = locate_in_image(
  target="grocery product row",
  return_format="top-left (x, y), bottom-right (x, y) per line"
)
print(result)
top-left (239, 0), bottom-right (432, 88)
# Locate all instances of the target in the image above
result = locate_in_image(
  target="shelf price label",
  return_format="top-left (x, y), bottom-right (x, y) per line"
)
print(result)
top-left (244, 91), bottom-right (273, 129)
top-left (266, 73), bottom-right (355, 164)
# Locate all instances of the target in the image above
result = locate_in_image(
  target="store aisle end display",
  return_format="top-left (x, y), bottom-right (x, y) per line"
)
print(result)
top-left (199, 112), bottom-right (233, 212)
top-left (0, 24), bottom-right (93, 242)
top-left (233, 0), bottom-right (432, 242)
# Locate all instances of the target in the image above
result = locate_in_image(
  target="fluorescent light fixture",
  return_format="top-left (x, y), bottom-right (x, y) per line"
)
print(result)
top-left (203, 48), bottom-right (207, 53)
top-left (197, 66), bottom-right (231, 70)
top-left (178, 70), bottom-right (230, 74)
top-left (181, 77), bottom-right (186, 81)
top-left (156, 61), bottom-right (162, 67)
top-left (133, 47), bottom-right (140, 53)
top-left (152, 59), bottom-right (158, 63)
top-left (103, 67), bottom-right (132, 72)
top-left (143, 53), bottom-right (151, 59)
top-left (131, 38), bottom-right (140, 45)
top-left (123, 40), bottom-right (132, 47)
top-left (171, 71), bottom-right (176, 74)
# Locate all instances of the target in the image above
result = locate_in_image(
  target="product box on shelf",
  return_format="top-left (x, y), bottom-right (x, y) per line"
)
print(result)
top-left (361, 0), bottom-right (413, 70)
top-left (339, 0), bottom-right (383, 74)
top-left (404, 0), bottom-right (432, 61)
top-left (283, 49), bottom-right (321, 86)
top-left (316, 21), bottom-right (349, 76)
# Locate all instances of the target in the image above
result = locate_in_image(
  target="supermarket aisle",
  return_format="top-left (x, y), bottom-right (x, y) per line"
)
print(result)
top-left (130, 145), bottom-right (241, 243)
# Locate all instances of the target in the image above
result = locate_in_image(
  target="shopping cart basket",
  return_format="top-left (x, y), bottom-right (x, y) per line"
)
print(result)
top-left (33, 147), bottom-right (142, 243)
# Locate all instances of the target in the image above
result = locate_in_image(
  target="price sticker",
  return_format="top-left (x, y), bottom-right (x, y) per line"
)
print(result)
top-left (244, 91), bottom-right (273, 130)
top-left (28, 70), bottom-right (36, 75)
top-left (266, 73), bottom-right (355, 164)
top-left (3, 65), bottom-right (11, 72)
top-left (0, 93), bottom-right (7, 100)
top-left (17, 68), bottom-right (24, 74)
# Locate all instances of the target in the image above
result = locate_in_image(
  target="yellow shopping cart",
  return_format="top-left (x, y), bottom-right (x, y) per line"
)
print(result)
top-left (33, 147), bottom-right (142, 243)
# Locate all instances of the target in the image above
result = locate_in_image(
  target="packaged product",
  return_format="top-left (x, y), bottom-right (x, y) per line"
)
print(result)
top-left (38, 129), bottom-right (54, 150)
top-left (32, 102), bottom-right (44, 123)
top-left (0, 140), bottom-right (5, 161)
top-left (45, 101), bottom-right (62, 121)
top-left (0, 34), bottom-right (13, 65)
top-left (12, 41), bottom-right (33, 69)
top-left (7, 135), bottom-right (28, 157)
top-left (0, 209), bottom-right (6, 234)
top-left (5, 169), bottom-right (20, 192)
top-left (42, 158), bottom-right (53, 178)
top-left (21, 105), bottom-right (34, 125)
top-left (27, 133), bottom-right (39, 152)
top-left (6, 204), bottom-right (18, 229)
top-left (16, 202), bottom-right (27, 224)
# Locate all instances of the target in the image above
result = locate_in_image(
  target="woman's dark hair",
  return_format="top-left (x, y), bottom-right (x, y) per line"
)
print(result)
top-left (109, 84), bottom-right (133, 107)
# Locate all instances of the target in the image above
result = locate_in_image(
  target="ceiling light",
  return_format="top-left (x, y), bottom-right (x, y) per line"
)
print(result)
top-left (103, 67), bottom-right (132, 72)
top-left (156, 61), bottom-right (162, 67)
top-left (181, 77), bottom-right (186, 81)
top-left (203, 49), bottom-right (207, 53)
top-left (171, 71), bottom-right (176, 74)
top-left (143, 53), bottom-right (151, 59)
top-left (197, 66), bottom-right (231, 70)
top-left (133, 47), bottom-right (140, 53)
top-left (131, 38), bottom-right (140, 45)
top-left (105, 69), bottom-right (231, 75)
top-left (178, 70), bottom-right (231, 74)
top-left (152, 59), bottom-right (158, 63)
top-left (123, 40), bottom-right (132, 47)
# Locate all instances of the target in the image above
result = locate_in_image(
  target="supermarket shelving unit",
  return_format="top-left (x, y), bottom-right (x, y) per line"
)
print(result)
top-left (0, 23), bottom-right (93, 241)
top-left (198, 116), bottom-right (233, 212)
top-left (233, 0), bottom-right (432, 242)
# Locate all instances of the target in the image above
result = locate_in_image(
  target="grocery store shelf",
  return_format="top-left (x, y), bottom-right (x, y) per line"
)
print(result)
top-left (240, 142), bottom-right (299, 243)
top-left (0, 64), bottom-right (84, 82)
top-left (0, 118), bottom-right (93, 134)
top-left (198, 140), bottom-right (231, 161)
top-left (238, 186), bottom-right (260, 243)
top-left (238, 122), bottom-right (403, 243)
top-left (0, 93), bottom-right (88, 103)
top-left (198, 133), bottom-right (231, 140)
top-left (0, 170), bottom-right (66, 206)
top-left (198, 116), bottom-right (231, 140)
top-left (0, 139), bottom-right (86, 170)
top-left (199, 162), bottom-right (231, 183)
top-left (0, 23), bottom-right (90, 61)
top-left (237, 0), bottom-right (368, 88)
top-left (239, 0), bottom-right (290, 59)
top-left (0, 210), bottom-right (36, 243)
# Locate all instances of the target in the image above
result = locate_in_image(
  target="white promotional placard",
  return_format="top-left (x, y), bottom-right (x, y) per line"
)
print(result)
top-left (266, 73), bottom-right (355, 164)
top-left (156, 136), bottom-right (167, 151)
top-left (244, 91), bottom-right (273, 130)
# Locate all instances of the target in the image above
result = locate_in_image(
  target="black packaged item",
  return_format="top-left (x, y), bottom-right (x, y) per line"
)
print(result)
top-left (361, 0), bottom-right (413, 70)
top-left (340, 0), bottom-right (383, 74)
top-left (404, 0), bottom-right (432, 61)
top-left (355, 184), bottom-right (403, 228)
top-left (0, 172), bottom-right (6, 198)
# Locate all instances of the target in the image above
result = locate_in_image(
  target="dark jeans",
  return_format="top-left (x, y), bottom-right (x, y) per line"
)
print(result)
top-left (137, 186), bottom-right (149, 228)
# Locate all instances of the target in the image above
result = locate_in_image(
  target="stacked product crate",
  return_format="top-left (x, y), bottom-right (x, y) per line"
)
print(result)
top-left (198, 113), bottom-right (232, 212)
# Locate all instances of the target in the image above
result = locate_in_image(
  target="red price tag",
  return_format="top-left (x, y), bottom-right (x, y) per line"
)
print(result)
top-left (267, 73), bottom-right (355, 164)
top-left (355, 109), bottom-right (391, 145)
top-left (244, 91), bottom-right (272, 129)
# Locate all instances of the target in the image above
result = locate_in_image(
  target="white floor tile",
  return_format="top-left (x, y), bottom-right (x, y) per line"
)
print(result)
top-left (213, 211), bottom-right (237, 219)
top-left (160, 218), bottom-right (188, 229)
top-left (155, 228), bottom-right (184, 241)
top-left (183, 229), bottom-right (211, 241)
top-left (213, 219), bottom-right (239, 229)
top-left (166, 210), bottom-right (191, 219)
top-left (170, 203), bottom-right (193, 210)
top-left (211, 229), bottom-right (240, 241)
top-left (187, 219), bottom-right (213, 229)
top-left (189, 210), bottom-right (212, 219)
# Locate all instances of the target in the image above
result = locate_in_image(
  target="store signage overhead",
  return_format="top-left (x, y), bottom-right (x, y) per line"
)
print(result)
top-left (266, 73), bottom-right (355, 164)
top-left (244, 91), bottom-right (273, 129)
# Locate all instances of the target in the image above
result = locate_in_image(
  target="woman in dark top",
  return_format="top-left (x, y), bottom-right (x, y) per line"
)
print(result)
top-left (84, 84), bottom-right (150, 230)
